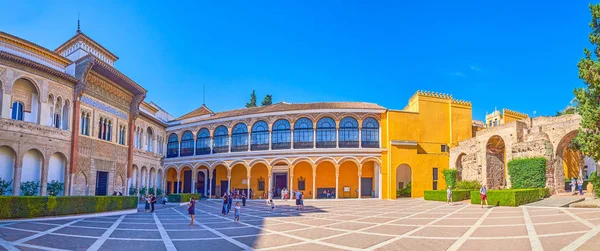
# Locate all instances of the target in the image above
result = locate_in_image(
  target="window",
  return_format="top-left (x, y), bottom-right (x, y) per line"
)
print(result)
top-left (97, 117), bottom-right (112, 141)
top-left (339, 117), bottom-right (359, 148)
top-left (257, 177), bottom-right (265, 191)
top-left (272, 119), bottom-right (291, 149)
top-left (433, 167), bottom-right (438, 190)
top-left (167, 133), bottom-right (179, 158)
top-left (11, 102), bottom-right (23, 120)
top-left (316, 117), bottom-right (336, 148)
top-left (53, 113), bottom-right (60, 128)
top-left (231, 123), bottom-right (248, 152)
top-left (180, 131), bottom-right (194, 156)
top-left (293, 118), bottom-right (313, 149)
top-left (118, 125), bottom-right (126, 145)
top-left (361, 118), bottom-right (379, 148)
top-left (196, 128), bottom-right (211, 155)
top-left (147, 128), bottom-right (154, 152)
top-left (212, 126), bottom-right (229, 153)
top-left (251, 121), bottom-right (269, 151)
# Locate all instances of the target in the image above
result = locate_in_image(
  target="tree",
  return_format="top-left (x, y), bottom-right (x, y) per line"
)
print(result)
top-left (261, 94), bottom-right (273, 106)
top-left (245, 90), bottom-right (257, 108)
top-left (574, 4), bottom-right (600, 162)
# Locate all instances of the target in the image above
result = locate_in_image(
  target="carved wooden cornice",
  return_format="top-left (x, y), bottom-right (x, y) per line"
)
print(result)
top-left (0, 51), bottom-right (77, 83)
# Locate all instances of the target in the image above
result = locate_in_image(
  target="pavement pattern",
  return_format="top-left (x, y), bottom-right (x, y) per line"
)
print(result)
top-left (0, 199), bottom-right (599, 250)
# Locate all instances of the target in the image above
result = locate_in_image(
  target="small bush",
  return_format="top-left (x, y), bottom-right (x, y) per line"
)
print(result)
top-left (129, 186), bottom-right (137, 196)
top-left (470, 188), bottom-right (548, 206)
top-left (139, 186), bottom-right (147, 195)
top-left (20, 181), bottom-right (40, 196)
top-left (156, 188), bottom-right (163, 196)
top-left (47, 181), bottom-right (64, 196)
top-left (508, 157), bottom-right (547, 188)
top-left (0, 196), bottom-right (137, 219)
top-left (396, 182), bottom-right (411, 197)
top-left (455, 180), bottom-right (482, 190)
top-left (443, 169), bottom-right (458, 189)
top-left (168, 193), bottom-right (202, 202)
top-left (148, 187), bottom-right (155, 195)
top-left (589, 172), bottom-right (600, 197)
top-left (0, 178), bottom-right (12, 195)
top-left (424, 189), bottom-right (471, 202)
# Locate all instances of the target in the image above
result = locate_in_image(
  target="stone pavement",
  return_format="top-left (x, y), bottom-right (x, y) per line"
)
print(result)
top-left (524, 196), bottom-right (585, 208)
top-left (0, 199), bottom-right (599, 250)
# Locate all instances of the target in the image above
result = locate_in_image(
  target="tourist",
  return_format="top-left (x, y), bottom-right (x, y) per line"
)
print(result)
top-left (300, 192), bottom-right (305, 210)
top-left (150, 194), bottom-right (157, 212)
top-left (241, 191), bottom-right (247, 206)
top-left (112, 191), bottom-right (117, 196)
top-left (295, 190), bottom-right (302, 210)
top-left (228, 192), bottom-right (233, 213)
top-left (571, 177), bottom-right (577, 195)
top-left (447, 186), bottom-right (453, 205)
top-left (222, 193), bottom-right (229, 215)
top-left (269, 199), bottom-right (276, 210)
top-left (188, 197), bottom-right (196, 226)
top-left (144, 195), bottom-right (151, 213)
top-left (234, 202), bottom-right (241, 223)
top-left (578, 177), bottom-right (584, 195)
top-left (323, 190), bottom-right (327, 199)
top-left (162, 196), bottom-right (167, 205)
top-left (480, 185), bottom-right (489, 208)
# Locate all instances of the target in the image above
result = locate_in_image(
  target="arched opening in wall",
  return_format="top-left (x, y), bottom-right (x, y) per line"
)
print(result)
top-left (21, 149), bottom-right (43, 195)
top-left (555, 130), bottom-right (579, 193)
top-left (115, 175), bottom-right (124, 195)
top-left (131, 165), bottom-right (138, 189)
top-left (74, 171), bottom-right (88, 196)
top-left (456, 153), bottom-right (466, 181)
top-left (48, 152), bottom-right (67, 196)
top-left (156, 169), bottom-right (163, 191)
top-left (361, 160), bottom-right (378, 198)
top-left (196, 166), bottom-right (209, 195)
top-left (53, 97), bottom-right (61, 128)
top-left (486, 135), bottom-right (506, 189)
top-left (315, 161), bottom-right (336, 199)
top-left (213, 165), bottom-right (228, 197)
top-left (140, 166), bottom-right (148, 189)
top-left (230, 164), bottom-right (247, 195)
top-left (0, 146), bottom-right (16, 195)
top-left (149, 168), bottom-right (156, 190)
top-left (165, 168), bottom-right (177, 195)
top-left (396, 164), bottom-right (412, 198)
top-left (180, 166), bottom-right (193, 193)
top-left (338, 161), bottom-right (359, 198)
top-left (12, 78), bottom-right (40, 123)
top-left (250, 163), bottom-right (269, 199)
top-left (147, 127), bottom-right (154, 152)
top-left (293, 161), bottom-right (313, 199)
top-left (62, 100), bottom-right (70, 130)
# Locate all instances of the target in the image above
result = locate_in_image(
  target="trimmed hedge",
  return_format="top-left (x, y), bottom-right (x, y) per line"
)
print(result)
top-left (0, 196), bottom-right (137, 219)
top-left (443, 169), bottom-right (458, 189)
top-left (167, 193), bottom-right (201, 202)
top-left (455, 180), bottom-right (482, 190)
top-left (508, 157), bottom-right (547, 188)
top-left (470, 188), bottom-right (550, 207)
top-left (424, 189), bottom-right (472, 202)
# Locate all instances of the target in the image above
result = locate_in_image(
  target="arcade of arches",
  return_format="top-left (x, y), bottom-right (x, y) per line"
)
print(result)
top-left (164, 157), bottom-right (382, 199)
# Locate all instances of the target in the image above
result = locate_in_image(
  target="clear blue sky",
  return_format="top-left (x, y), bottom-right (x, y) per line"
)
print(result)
top-left (0, 1), bottom-right (593, 120)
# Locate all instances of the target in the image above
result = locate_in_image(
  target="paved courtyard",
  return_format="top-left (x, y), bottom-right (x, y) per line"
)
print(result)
top-left (0, 199), bottom-right (599, 251)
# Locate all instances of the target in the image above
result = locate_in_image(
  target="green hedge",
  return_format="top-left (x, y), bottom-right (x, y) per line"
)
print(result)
top-left (470, 188), bottom-right (550, 207)
top-left (507, 157), bottom-right (547, 188)
top-left (455, 180), bottom-right (482, 190)
top-left (443, 169), bottom-right (458, 189)
top-left (0, 196), bottom-right (137, 219)
top-left (424, 189), bottom-right (472, 202)
top-left (167, 193), bottom-right (201, 202)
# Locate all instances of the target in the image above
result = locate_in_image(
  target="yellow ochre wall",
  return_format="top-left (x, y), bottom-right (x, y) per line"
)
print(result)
top-left (563, 148), bottom-right (581, 179)
top-left (382, 92), bottom-right (472, 199)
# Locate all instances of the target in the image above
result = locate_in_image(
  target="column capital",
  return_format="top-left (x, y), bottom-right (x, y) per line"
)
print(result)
top-left (358, 172), bottom-right (362, 177)
top-left (227, 175), bottom-right (231, 179)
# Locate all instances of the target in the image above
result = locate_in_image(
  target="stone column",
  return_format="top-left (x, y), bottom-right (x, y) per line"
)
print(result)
top-left (204, 171), bottom-right (208, 196)
top-left (312, 172), bottom-right (316, 199)
top-left (313, 129), bottom-right (316, 148)
top-left (40, 157), bottom-right (50, 196)
top-left (358, 171), bottom-right (362, 199)
top-left (247, 175), bottom-right (251, 199)
top-left (227, 175), bottom-right (231, 194)
top-left (289, 174), bottom-right (294, 194)
top-left (127, 117), bottom-right (135, 195)
top-left (12, 159), bottom-right (22, 196)
top-left (268, 172), bottom-right (273, 199)
top-left (358, 127), bottom-right (362, 148)
top-left (335, 168), bottom-right (339, 199)
top-left (291, 129), bottom-right (294, 149)
top-left (191, 171), bottom-right (197, 194)
top-left (268, 130), bottom-right (272, 150)
top-left (336, 127), bottom-right (340, 148)
top-left (208, 172), bottom-right (212, 198)
top-left (176, 173), bottom-right (181, 194)
top-left (229, 135), bottom-right (232, 153)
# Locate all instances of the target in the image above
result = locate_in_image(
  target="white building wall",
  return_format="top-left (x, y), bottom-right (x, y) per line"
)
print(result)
top-left (48, 153), bottom-right (66, 183)
top-left (0, 147), bottom-right (15, 187)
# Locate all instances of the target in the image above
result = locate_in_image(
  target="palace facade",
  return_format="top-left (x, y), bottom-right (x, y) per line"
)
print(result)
top-left (0, 28), bottom-right (473, 199)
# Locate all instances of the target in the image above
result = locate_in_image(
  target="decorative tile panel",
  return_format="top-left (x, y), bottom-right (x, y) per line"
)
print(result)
top-left (81, 95), bottom-right (128, 119)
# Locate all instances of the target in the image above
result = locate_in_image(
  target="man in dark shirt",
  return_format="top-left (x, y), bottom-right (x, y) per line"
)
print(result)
top-left (150, 194), bottom-right (157, 212)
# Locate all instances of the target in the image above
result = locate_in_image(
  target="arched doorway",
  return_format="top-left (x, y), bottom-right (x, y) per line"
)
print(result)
top-left (486, 135), bottom-right (506, 189)
top-left (250, 163), bottom-right (269, 199)
top-left (22, 149), bottom-right (43, 195)
top-left (0, 146), bottom-right (16, 196)
top-left (456, 153), bottom-right (466, 181)
top-left (140, 166), bottom-right (148, 189)
top-left (213, 164), bottom-right (228, 197)
top-left (149, 168), bottom-right (156, 190)
top-left (131, 165), bottom-right (139, 189)
top-left (156, 169), bottom-right (163, 191)
top-left (165, 167), bottom-right (177, 195)
top-left (315, 160), bottom-right (336, 199)
top-left (180, 166), bottom-right (193, 193)
top-left (292, 161), bottom-right (313, 199)
top-left (396, 164), bottom-right (411, 198)
top-left (338, 160), bottom-right (359, 198)
top-left (196, 165), bottom-right (209, 196)
top-left (48, 152), bottom-right (67, 196)
top-left (361, 160), bottom-right (378, 198)
top-left (230, 164), bottom-right (248, 194)
top-left (555, 130), bottom-right (579, 193)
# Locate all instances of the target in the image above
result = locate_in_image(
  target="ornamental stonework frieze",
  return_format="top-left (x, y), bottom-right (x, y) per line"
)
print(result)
top-left (86, 73), bottom-right (132, 111)
top-left (48, 82), bottom-right (73, 101)
top-left (92, 140), bottom-right (117, 160)
top-left (77, 155), bottom-right (91, 173)
top-left (0, 118), bottom-right (70, 141)
top-left (78, 137), bottom-right (92, 156)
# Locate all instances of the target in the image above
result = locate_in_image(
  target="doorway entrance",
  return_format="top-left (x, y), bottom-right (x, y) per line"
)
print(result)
top-left (183, 170), bottom-right (192, 193)
top-left (361, 178), bottom-right (373, 197)
top-left (95, 171), bottom-right (108, 196)
top-left (220, 180), bottom-right (229, 195)
top-left (273, 173), bottom-right (288, 198)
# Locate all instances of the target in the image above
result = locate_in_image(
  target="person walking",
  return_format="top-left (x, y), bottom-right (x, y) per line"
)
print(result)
top-left (269, 199), bottom-right (276, 211)
top-left (300, 192), bottom-right (305, 210)
top-left (222, 194), bottom-right (229, 215)
top-left (150, 194), bottom-right (157, 212)
top-left (241, 192), bottom-right (247, 207)
top-left (480, 185), bottom-right (489, 208)
top-left (227, 192), bottom-right (233, 213)
top-left (571, 177), bottom-right (577, 195)
top-left (447, 186), bottom-right (453, 205)
top-left (188, 197), bottom-right (196, 226)
top-left (144, 195), bottom-right (151, 213)
top-left (234, 202), bottom-right (241, 223)
top-left (577, 177), bottom-right (584, 195)
top-left (295, 190), bottom-right (302, 210)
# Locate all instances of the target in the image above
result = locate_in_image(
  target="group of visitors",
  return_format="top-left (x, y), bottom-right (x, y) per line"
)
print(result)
top-left (111, 191), bottom-right (123, 196)
top-left (570, 177), bottom-right (585, 195)
top-left (321, 189), bottom-right (335, 199)
top-left (445, 185), bottom-right (489, 209)
top-left (143, 194), bottom-right (158, 213)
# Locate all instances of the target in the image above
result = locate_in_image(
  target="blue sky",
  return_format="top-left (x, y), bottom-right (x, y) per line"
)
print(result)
top-left (0, 1), bottom-right (592, 120)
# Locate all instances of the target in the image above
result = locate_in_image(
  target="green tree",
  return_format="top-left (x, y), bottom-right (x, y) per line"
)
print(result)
top-left (574, 4), bottom-right (600, 162)
top-left (245, 90), bottom-right (257, 108)
top-left (261, 94), bottom-right (273, 106)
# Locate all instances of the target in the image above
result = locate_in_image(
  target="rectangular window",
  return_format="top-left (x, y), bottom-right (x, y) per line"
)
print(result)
top-left (433, 167), bottom-right (438, 190)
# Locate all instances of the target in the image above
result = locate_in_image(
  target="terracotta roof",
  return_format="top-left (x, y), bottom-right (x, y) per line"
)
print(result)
top-left (177, 102), bottom-right (386, 121)
top-left (0, 51), bottom-right (77, 83)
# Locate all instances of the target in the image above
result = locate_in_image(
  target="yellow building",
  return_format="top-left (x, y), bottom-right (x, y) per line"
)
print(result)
top-left (164, 91), bottom-right (473, 199)
top-left (485, 108), bottom-right (528, 128)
